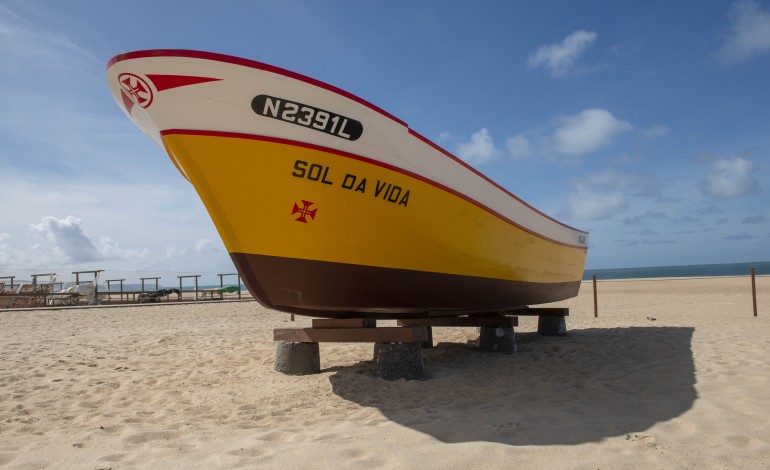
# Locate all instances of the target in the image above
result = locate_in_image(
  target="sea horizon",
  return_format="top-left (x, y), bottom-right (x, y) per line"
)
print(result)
top-left (583, 260), bottom-right (770, 281)
top-left (3, 260), bottom-right (769, 288)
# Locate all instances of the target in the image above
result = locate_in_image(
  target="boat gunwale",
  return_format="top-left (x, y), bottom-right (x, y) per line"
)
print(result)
top-left (161, 128), bottom-right (589, 250)
top-left (108, 49), bottom-right (588, 238)
top-left (107, 49), bottom-right (407, 126)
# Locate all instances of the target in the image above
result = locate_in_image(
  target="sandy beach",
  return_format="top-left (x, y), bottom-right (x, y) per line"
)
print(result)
top-left (1, 276), bottom-right (768, 469)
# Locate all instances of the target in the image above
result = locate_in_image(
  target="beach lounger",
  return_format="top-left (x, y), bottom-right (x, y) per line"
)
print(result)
top-left (138, 288), bottom-right (181, 303)
top-left (0, 283), bottom-right (56, 309)
top-left (0, 284), bottom-right (13, 308)
top-left (202, 286), bottom-right (241, 300)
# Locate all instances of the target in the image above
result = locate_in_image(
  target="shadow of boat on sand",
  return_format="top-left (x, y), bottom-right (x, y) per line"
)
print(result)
top-left (329, 326), bottom-right (695, 445)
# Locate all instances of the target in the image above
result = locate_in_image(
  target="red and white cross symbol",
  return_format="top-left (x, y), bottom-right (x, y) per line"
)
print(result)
top-left (292, 200), bottom-right (317, 223)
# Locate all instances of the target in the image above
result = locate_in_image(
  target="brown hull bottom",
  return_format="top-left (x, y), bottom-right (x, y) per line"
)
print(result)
top-left (231, 252), bottom-right (581, 319)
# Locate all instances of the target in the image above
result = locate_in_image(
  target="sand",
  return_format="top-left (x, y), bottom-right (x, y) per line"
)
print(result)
top-left (1, 276), bottom-right (768, 469)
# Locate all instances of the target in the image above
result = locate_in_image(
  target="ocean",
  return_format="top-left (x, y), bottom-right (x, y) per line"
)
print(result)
top-left (583, 261), bottom-right (770, 281)
top-left (7, 264), bottom-right (768, 289)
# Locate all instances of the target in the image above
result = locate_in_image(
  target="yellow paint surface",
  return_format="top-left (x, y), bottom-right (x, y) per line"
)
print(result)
top-left (163, 133), bottom-right (586, 283)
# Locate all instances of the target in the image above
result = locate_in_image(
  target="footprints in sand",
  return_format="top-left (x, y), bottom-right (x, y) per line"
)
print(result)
top-left (99, 452), bottom-right (127, 463)
top-left (626, 433), bottom-right (662, 450)
top-left (122, 430), bottom-right (178, 444)
top-left (228, 446), bottom-right (265, 458)
top-left (0, 453), bottom-right (17, 466)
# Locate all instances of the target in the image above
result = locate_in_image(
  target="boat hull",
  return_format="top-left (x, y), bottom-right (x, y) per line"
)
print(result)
top-left (162, 131), bottom-right (585, 317)
top-left (232, 252), bottom-right (580, 317)
top-left (107, 50), bottom-right (589, 319)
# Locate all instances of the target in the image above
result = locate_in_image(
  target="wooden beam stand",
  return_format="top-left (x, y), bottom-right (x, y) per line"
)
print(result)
top-left (511, 307), bottom-right (569, 317)
top-left (397, 316), bottom-right (518, 328)
top-left (274, 326), bottom-right (429, 343)
top-left (312, 318), bottom-right (376, 328)
top-left (274, 318), bottom-right (430, 380)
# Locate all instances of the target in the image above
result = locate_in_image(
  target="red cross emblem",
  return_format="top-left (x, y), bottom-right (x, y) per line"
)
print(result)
top-left (118, 73), bottom-right (154, 109)
top-left (292, 200), bottom-right (317, 223)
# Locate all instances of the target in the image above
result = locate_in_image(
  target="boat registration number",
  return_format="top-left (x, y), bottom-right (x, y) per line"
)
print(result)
top-left (252, 94), bottom-right (363, 141)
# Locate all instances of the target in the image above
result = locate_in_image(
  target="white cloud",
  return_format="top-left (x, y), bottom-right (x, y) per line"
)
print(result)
top-left (456, 128), bottom-right (499, 165)
top-left (613, 238), bottom-right (677, 247)
top-left (164, 243), bottom-right (189, 259)
top-left (97, 237), bottom-right (148, 261)
top-left (672, 216), bottom-right (700, 224)
top-left (527, 30), bottom-right (598, 78)
top-left (699, 156), bottom-right (760, 198)
top-left (495, 110), bottom-right (632, 161)
top-left (0, 176), bottom-right (235, 274)
top-left (570, 168), bottom-right (639, 190)
top-left (0, 5), bottom-right (171, 180)
top-left (641, 124), bottom-right (669, 139)
top-left (436, 132), bottom-right (452, 144)
top-left (195, 238), bottom-right (222, 253)
top-left (0, 8), bottom-right (235, 276)
top-left (0, 233), bottom-right (25, 267)
top-left (697, 204), bottom-right (723, 215)
top-left (0, 5), bottom-right (96, 71)
top-left (552, 109), bottom-right (632, 156)
top-left (612, 153), bottom-right (642, 165)
top-left (7, 215), bottom-right (149, 268)
top-left (716, 0), bottom-right (770, 64)
top-left (724, 233), bottom-right (755, 240)
top-left (623, 211), bottom-right (669, 226)
top-left (506, 135), bottom-right (533, 159)
top-left (30, 216), bottom-right (101, 264)
top-left (563, 186), bottom-right (628, 221)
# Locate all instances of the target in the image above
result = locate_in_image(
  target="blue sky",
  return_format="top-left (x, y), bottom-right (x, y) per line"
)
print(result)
top-left (1, 0), bottom-right (768, 283)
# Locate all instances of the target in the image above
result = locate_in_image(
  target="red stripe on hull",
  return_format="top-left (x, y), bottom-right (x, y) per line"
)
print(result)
top-left (161, 129), bottom-right (587, 250)
top-left (108, 49), bottom-right (407, 126)
top-left (145, 74), bottom-right (222, 91)
top-left (408, 129), bottom-right (586, 234)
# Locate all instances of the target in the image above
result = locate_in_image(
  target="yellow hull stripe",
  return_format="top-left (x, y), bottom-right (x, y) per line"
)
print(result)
top-left (163, 132), bottom-right (586, 284)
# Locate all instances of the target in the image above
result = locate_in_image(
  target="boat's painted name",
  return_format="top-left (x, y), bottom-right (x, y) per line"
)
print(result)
top-left (292, 159), bottom-right (411, 207)
top-left (253, 94), bottom-right (363, 141)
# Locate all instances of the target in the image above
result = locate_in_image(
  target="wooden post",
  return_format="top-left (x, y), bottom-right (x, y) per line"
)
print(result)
top-left (177, 274), bottom-right (201, 302)
top-left (72, 270), bottom-right (104, 305)
top-left (105, 279), bottom-right (125, 303)
top-left (592, 275), bottom-right (598, 318)
top-left (0, 276), bottom-right (16, 289)
top-left (31, 273), bottom-right (56, 285)
top-left (751, 267), bottom-right (757, 317)
top-left (216, 272), bottom-right (243, 300)
top-left (140, 276), bottom-right (160, 293)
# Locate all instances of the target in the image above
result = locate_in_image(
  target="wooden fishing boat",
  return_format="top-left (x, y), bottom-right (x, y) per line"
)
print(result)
top-left (107, 50), bottom-right (588, 319)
